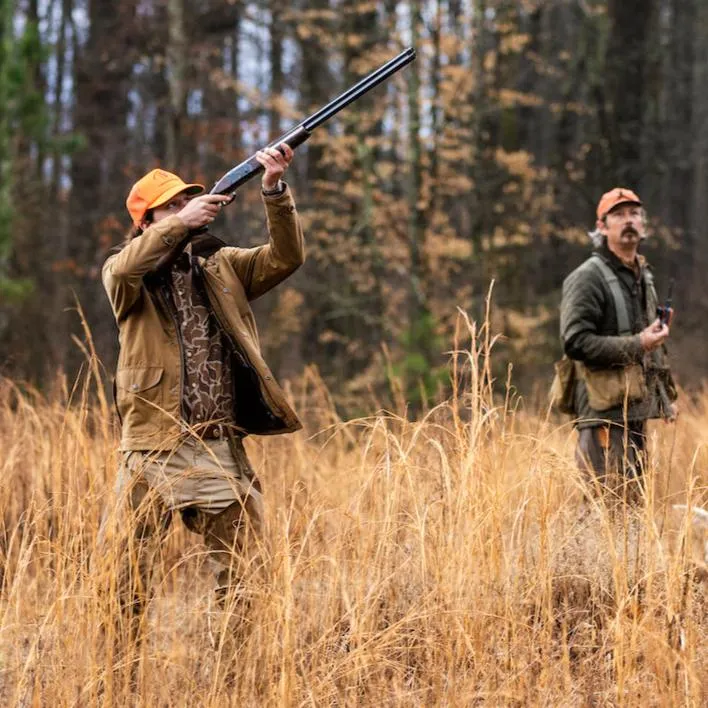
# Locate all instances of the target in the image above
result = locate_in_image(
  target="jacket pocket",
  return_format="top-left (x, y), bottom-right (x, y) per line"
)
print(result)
top-left (580, 363), bottom-right (647, 412)
top-left (115, 366), bottom-right (164, 427)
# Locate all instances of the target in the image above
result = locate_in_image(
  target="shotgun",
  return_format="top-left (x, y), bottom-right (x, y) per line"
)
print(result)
top-left (208, 47), bottom-right (416, 197)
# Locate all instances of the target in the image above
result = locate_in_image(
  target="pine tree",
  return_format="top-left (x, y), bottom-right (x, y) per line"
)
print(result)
top-left (0, 0), bottom-right (43, 302)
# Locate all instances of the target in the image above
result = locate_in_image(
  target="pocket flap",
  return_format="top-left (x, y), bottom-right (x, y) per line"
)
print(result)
top-left (116, 366), bottom-right (164, 393)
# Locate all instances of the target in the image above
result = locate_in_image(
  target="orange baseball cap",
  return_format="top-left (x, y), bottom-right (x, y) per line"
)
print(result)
top-left (126, 168), bottom-right (204, 225)
top-left (596, 187), bottom-right (642, 220)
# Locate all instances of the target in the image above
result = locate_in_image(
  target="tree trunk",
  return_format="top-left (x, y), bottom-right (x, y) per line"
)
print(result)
top-left (268, 0), bottom-right (283, 142)
top-left (605, 0), bottom-right (656, 185)
top-left (406, 0), bottom-right (433, 382)
top-left (166, 0), bottom-right (187, 170)
top-left (68, 0), bottom-right (137, 376)
top-left (690, 0), bottom-right (708, 304)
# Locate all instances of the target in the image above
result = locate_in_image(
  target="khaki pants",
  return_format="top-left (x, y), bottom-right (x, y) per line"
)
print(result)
top-left (98, 435), bottom-right (264, 640)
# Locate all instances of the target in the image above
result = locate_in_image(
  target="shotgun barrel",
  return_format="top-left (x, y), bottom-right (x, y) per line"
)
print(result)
top-left (209, 47), bottom-right (417, 196)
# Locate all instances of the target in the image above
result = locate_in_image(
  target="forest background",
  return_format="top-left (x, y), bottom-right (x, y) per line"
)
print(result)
top-left (2, 0), bottom-right (707, 411)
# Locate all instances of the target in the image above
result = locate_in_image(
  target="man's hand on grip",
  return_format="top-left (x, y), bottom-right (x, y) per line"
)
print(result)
top-left (639, 318), bottom-right (670, 351)
top-left (257, 144), bottom-right (294, 191)
top-left (176, 194), bottom-right (229, 230)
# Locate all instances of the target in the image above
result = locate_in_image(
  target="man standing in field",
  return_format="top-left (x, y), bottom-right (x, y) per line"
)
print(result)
top-left (101, 144), bottom-right (304, 640)
top-left (558, 187), bottom-right (677, 500)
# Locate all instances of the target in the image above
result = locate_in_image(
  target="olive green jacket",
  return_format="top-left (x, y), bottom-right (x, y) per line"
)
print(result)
top-left (103, 186), bottom-right (305, 450)
top-left (560, 245), bottom-right (675, 427)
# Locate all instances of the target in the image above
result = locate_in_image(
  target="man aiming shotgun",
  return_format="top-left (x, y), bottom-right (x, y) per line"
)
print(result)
top-left (99, 48), bottom-right (416, 645)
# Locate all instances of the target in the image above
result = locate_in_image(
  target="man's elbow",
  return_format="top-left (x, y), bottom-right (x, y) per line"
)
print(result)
top-left (102, 261), bottom-right (141, 313)
top-left (102, 261), bottom-right (120, 292)
top-left (281, 245), bottom-right (305, 271)
top-left (292, 247), bottom-right (305, 269)
top-left (281, 253), bottom-right (304, 279)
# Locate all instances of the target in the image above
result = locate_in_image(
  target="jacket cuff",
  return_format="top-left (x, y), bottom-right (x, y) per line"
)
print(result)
top-left (625, 334), bottom-right (645, 362)
top-left (262, 181), bottom-right (293, 203)
top-left (262, 182), bottom-right (297, 218)
top-left (262, 180), bottom-right (286, 197)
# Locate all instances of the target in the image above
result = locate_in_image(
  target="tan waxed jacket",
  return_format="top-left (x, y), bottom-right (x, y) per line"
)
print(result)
top-left (102, 186), bottom-right (305, 451)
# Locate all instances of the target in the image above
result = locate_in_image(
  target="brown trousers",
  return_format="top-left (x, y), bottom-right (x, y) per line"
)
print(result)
top-left (97, 436), bottom-right (264, 640)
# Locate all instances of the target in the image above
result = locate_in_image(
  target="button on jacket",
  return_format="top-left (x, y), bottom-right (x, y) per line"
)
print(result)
top-left (103, 186), bottom-right (305, 451)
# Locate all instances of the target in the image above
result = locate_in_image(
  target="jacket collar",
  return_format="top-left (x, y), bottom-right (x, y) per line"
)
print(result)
top-left (190, 231), bottom-right (227, 258)
top-left (595, 244), bottom-right (647, 274)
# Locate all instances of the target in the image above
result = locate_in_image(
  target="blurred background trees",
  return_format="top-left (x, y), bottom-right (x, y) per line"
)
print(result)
top-left (1, 0), bottom-right (706, 410)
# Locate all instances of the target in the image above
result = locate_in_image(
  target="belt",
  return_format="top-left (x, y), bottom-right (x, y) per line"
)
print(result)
top-left (193, 422), bottom-right (242, 440)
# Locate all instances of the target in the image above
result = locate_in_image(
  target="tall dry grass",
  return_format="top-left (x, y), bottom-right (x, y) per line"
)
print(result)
top-left (1, 323), bottom-right (706, 707)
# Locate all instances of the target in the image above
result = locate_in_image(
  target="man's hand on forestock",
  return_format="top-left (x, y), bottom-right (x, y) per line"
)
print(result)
top-left (176, 194), bottom-right (229, 230)
top-left (256, 144), bottom-right (294, 192)
top-left (639, 318), bottom-right (670, 352)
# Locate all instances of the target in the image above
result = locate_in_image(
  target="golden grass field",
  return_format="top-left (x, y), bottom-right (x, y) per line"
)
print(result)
top-left (1, 337), bottom-right (707, 707)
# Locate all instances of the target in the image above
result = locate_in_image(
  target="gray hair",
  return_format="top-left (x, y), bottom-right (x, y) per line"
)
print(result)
top-left (587, 228), bottom-right (605, 248)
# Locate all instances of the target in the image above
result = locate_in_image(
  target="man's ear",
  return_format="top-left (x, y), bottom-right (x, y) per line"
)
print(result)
top-left (596, 218), bottom-right (607, 235)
